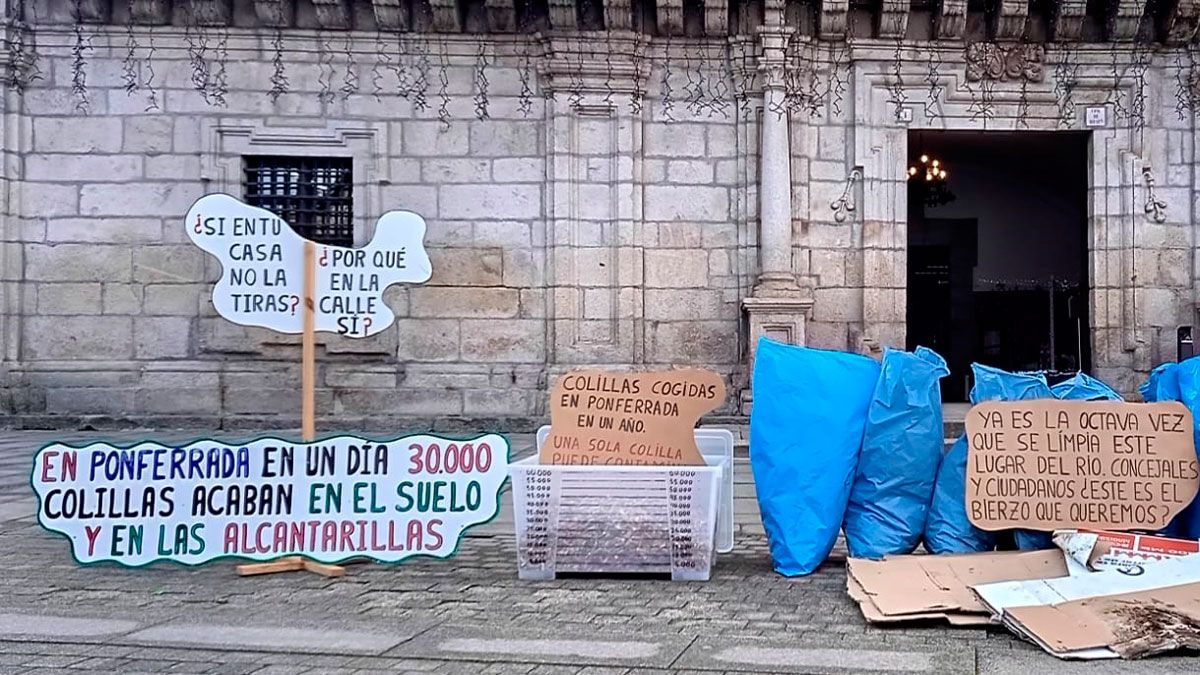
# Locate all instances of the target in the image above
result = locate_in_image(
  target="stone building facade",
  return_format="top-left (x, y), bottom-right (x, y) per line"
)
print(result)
top-left (0, 0), bottom-right (1195, 428)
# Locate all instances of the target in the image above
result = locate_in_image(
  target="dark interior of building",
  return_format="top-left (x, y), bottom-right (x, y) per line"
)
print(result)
top-left (906, 130), bottom-right (1091, 402)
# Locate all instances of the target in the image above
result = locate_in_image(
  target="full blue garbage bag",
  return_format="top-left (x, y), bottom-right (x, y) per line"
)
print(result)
top-left (924, 365), bottom-right (1053, 554)
top-left (1051, 372), bottom-right (1123, 402)
top-left (1141, 362), bottom-right (1181, 403)
top-left (1140, 359), bottom-right (1200, 538)
top-left (843, 347), bottom-right (949, 559)
top-left (1010, 371), bottom-right (1127, 551)
top-left (749, 338), bottom-right (881, 576)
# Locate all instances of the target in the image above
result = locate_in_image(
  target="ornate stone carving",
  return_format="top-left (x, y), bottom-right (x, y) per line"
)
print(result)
top-left (370, 0), bottom-right (409, 30)
top-left (428, 0), bottom-right (461, 30)
top-left (485, 0), bottom-right (515, 31)
top-left (657, 0), bottom-right (684, 35)
top-left (130, 0), bottom-right (171, 24)
top-left (964, 42), bottom-right (1045, 82)
top-left (1109, 0), bottom-right (1149, 40)
top-left (830, 168), bottom-right (862, 223)
top-left (704, 0), bottom-right (728, 35)
top-left (312, 0), bottom-right (351, 27)
top-left (819, 0), bottom-right (849, 38)
top-left (72, 0), bottom-right (109, 22)
top-left (254, 0), bottom-right (294, 27)
top-left (1051, 0), bottom-right (1087, 40)
top-left (876, 0), bottom-right (908, 38)
top-left (539, 35), bottom-right (651, 96)
top-left (182, 0), bottom-right (233, 26)
top-left (995, 0), bottom-right (1028, 40)
top-left (1143, 165), bottom-right (1167, 224)
top-left (547, 0), bottom-right (577, 29)
top-left (605, 0), bottom-right (633, 29)
top-left (936, 0), bottom-right (966, 39)
top-left (1164, 0), bottom-right (1200, 44)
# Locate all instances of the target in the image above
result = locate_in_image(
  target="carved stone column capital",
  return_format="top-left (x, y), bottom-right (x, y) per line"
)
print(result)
top-left (370, 0), bottom-right (408, 30)
top-left (538, 34), bottom-right (651, 97)
top-left (72, 0), bottom-right (110, 22)
top-left (181, 0), bottom-right (233, 26)
top-left (312, 0), bottom-right (352, 29)
top-left (254, 0), bottom-right (294, 27)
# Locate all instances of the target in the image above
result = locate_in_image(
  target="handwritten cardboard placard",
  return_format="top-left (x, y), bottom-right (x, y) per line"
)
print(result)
top-left (32, 434), bottom-right (508, 566)
top-left (965, 400), bottom-right (1199, 531)
top-left (541, 369), bottom-right (726, 466)
top-left (186, 193), bottom-right (432, 337)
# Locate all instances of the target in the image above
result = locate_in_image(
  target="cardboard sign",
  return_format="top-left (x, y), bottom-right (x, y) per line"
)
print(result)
top-left (186, 193), bottom-right (431, 337)
top-left (965, 400), bottom-right (1199, 531)
top-left (540, 369), bottom-right (726, 466)
top-left (32, 434), bottom-right (507, 566)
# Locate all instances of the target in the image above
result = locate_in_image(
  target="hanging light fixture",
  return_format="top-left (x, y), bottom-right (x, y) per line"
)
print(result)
top-left (908, 154), bottom-right (948, 183)
top-left (908, 132), bottom-right (955, 208)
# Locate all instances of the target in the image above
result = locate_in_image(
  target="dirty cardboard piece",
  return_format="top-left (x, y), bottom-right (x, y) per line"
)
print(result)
top-left (1054, 528), bottom-right (1200, 575)
top-left (1005, 583), bottom-right (1200, 659)
top-left (975, 553), bottom-right (1200, 660)
top-left (845, 550), bottom-right (1068, 625)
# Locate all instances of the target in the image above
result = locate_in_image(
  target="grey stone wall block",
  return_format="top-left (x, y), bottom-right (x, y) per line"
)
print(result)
top-left (440, 184), bottom-right (541, 220)
top-left (458, 318), bottom-right (544, 363)
top-left (25, 316), bottom-right (134, 360)
top-left (26, 244), bottom-right (132, 282)
top-left (410, 286), bottom-right (520, 318)
top-left (37, 282), bottom-right (103, 315)
top-left (427, 248), bottom-right (504, 287)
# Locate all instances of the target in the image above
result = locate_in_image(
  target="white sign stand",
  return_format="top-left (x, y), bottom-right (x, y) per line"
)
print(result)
top-left (183, 194), bottom-right (435, 578)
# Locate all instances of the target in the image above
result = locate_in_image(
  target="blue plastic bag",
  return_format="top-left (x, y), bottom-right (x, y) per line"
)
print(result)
top-left (843, 347), bottom-right (949, 559)
top-left (925, 365), bottom-right (1053, 554)
top-left (1141, 362), bottom-right (1181, 403)
top-left (1051, 372), bottom-right (1123, 402)
top-left (749, 338), bottom-right (881, 576)
top-left (1142, 359), bottom-right (1200, 538)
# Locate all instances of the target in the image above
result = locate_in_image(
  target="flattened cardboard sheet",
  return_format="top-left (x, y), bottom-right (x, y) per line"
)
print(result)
top-left (846, 550), bottom-right (1068, 624)
top-left (965, 400), bottom-right (1198, 531)
top-left (974, 552), bottom-right (1200, 660)
top-left (1005, 582), bottom-right (1200, 659)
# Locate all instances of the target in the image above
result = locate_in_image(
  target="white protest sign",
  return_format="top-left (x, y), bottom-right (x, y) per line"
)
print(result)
top-left (32, 434), bottom-right (508, 566)
top-left (186, 193), bottom-right (432, 337)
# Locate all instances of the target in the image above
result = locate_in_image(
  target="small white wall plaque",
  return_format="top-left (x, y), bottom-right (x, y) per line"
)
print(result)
top-left (1085, 106), bottom-right (1108, 128)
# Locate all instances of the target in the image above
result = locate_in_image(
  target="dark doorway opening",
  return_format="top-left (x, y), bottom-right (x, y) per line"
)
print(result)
top-left (906, 131), bottom-right (1091, 402)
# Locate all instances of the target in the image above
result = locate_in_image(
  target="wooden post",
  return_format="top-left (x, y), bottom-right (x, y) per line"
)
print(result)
top-left (302, 241), bottom-right (316, 441)
top-left (237, 241), bottom-right (345, 579)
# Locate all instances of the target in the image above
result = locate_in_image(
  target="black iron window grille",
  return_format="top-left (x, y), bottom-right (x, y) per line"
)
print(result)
top-left (242, 155), bottom-right (355, 247)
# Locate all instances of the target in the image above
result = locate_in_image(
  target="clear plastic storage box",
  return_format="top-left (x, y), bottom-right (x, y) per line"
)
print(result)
top-left (511, 428), bottom-right (734, 581)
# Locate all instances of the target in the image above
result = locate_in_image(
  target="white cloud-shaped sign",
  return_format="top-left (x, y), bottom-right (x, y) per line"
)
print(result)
top-left (186, 193), bottom-right (432, 337)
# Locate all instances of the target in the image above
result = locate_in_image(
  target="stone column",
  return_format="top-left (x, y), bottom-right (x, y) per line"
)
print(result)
top-left (740, 25), bottom-right (812, 412)
top-left (755, 29), bottom-right (795, 293)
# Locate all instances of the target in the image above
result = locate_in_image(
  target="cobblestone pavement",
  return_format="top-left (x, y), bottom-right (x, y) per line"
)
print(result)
top-left (0, 431), bottom-right (1197, 674)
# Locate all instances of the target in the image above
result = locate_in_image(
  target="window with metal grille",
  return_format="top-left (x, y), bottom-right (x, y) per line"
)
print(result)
top-left (242, 156), bottom-right (355, 247)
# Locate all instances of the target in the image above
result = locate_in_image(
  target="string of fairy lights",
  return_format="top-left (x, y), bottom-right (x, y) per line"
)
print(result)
top-left (6, 0), bottom-right (1184, 144)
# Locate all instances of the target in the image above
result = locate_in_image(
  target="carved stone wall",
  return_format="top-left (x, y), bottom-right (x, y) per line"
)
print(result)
top-left (1, 1), bottom-right (1196, 426)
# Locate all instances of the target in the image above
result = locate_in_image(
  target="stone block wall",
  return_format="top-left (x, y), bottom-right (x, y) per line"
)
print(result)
top-left (1, 29), bottom-right (752, 429)
top-left (2, 21), bottom-right (1195, 427)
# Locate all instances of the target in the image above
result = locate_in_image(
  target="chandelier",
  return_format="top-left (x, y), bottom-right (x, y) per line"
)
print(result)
top-left (908, 154), bottom-right (948, 182)
top-left (907, 152), bottom-right (955, 207)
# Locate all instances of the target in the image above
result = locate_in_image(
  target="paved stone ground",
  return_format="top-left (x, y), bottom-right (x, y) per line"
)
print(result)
top-left (0, 431), bottom-right (1197, 674)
